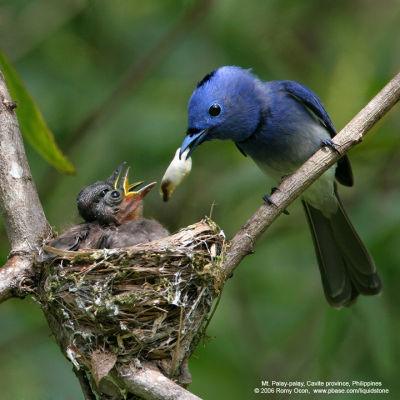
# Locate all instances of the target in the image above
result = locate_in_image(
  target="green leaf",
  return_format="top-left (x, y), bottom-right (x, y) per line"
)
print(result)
top-left (0, 49), bottom-right (75, 174)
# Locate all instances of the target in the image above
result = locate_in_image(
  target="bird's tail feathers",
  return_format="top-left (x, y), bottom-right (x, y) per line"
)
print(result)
top-left (302, 189), bottom-right (381, 307)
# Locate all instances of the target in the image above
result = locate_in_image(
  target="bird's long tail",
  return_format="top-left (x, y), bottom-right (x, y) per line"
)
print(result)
top-left (302, 188), bottom-right (381, 307)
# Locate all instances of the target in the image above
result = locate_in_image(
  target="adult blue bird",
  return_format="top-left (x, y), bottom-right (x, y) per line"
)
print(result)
top-left (179, 66), bottom-right (381, 307)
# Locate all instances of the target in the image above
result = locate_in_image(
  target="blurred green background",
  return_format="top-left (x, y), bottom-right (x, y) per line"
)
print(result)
top-left (0, 0), bottom-right (400, 399)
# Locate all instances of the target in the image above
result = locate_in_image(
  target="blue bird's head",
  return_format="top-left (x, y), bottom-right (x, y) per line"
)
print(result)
top-left (180, 66), bottom-right (262, 159)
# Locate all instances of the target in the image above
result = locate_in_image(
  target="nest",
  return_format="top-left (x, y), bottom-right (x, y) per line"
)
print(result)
top-left (35, 219), bottom-right (226, 389)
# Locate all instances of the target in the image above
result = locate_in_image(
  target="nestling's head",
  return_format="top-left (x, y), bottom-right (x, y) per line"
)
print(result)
top-left (77, 163), bottom-right (156, 226)
top-left (180, 66), bottom-right (262, 158)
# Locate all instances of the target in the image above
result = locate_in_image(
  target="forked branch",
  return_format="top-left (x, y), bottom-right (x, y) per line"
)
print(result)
top-left (0, 66), bottom-right (399, 399)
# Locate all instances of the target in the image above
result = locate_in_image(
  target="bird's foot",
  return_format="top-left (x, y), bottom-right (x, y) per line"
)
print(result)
top-left (263, 188), bottom-right (290, 215)
top-left (321, 138), bottom-right (341, 154)
top-left (262, 192), bottom-right (275, 205)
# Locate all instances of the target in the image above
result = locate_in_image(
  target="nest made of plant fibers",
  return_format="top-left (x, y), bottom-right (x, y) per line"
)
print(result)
top-left (35, 219), bottom-right (226, 379)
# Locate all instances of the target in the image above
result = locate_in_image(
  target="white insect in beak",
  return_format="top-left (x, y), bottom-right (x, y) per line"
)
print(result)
top-left (160, 147), bottom-right (192, 201)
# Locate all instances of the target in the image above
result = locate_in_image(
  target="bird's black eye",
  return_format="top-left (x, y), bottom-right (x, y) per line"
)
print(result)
top-left (110, 190), bottom-right (120, 199)
top-left (100, 189), bottom-right (109, 197)
top-left (208, 104), bottom-right (221, 117)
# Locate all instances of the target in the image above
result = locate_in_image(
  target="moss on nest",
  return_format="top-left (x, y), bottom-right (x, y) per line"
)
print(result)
top-left (35, 219), bottom-right (226, 385)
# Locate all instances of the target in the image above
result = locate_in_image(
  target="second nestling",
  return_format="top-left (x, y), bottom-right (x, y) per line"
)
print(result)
top-left (41, 163), bottom-right (168, 259)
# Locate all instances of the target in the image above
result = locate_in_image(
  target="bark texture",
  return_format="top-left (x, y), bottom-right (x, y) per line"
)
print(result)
top-left (0, 70), bottom-right (52, 302)
top-left (0, 65), bottom-right (399, 399)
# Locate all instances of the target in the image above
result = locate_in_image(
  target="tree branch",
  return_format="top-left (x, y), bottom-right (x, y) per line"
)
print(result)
top-left (1, 58), bottom-right (398, 399)
top-left (223, 71), bottom-right (400, 278)
top-left (114, 362), bottom-right (202, 400)
top-left (0, 69), bottom-right (52, 303)
top-left (1, 0), bottom-right (215, 303)
top-left (0, 61), bottom-right (207, 399)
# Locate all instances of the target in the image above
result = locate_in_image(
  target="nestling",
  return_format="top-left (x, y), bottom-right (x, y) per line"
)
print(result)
top-left (40, 163), bottom-right (168, 260)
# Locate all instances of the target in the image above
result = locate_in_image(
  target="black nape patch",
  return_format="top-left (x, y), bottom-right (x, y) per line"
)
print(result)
top-left (196, 70), bottom-right (216, 88)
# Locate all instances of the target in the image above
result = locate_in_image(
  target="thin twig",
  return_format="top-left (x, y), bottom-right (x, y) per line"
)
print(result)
top-left (73, 369), bottom-right (96, 400)
top-left (195, 286), bottom-right (224, 349)
top-left (170, 306), bottom-right (184, 378)
top-left (1, 56), bottom-right (398, 400)
top-left (222, 71), bottom-right (400, 278)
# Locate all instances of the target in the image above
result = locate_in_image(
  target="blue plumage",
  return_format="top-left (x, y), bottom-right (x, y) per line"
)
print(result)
top-left (180, 66), bottom-right (381, 307)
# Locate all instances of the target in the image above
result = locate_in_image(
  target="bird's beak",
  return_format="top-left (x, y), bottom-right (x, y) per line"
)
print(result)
top-left (107, 163), bottom-right (156, 223)
top-left (117, 179), bottom-right (157, 223)
top-left (179, 128), bottom-right (209, 159)
top-left (115, 165), bottom-right (143, 193)
top-left (124, 181), bottom-right (157, 201)
top-left (106, 162), bottom-right (127, 187)
top-left (106, 162), bottom-right (143, 192)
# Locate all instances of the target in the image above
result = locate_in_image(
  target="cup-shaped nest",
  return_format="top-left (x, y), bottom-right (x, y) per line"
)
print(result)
top-left (35, 219), bottom-right (226, 386)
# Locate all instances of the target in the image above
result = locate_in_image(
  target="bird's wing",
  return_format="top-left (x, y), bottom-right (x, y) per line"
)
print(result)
top-left (47, 224), bottom-right (92, 251)
top-left (141, 219), bottom-right (170, 242)
top-left (282, 81), bottom-right (353, 186)
top-left (105, 219), bottom-right (169, 248)
top-left (38, 223), bottom-right (93, 262)
top-left (282, 80), bottom-right (337, 137)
